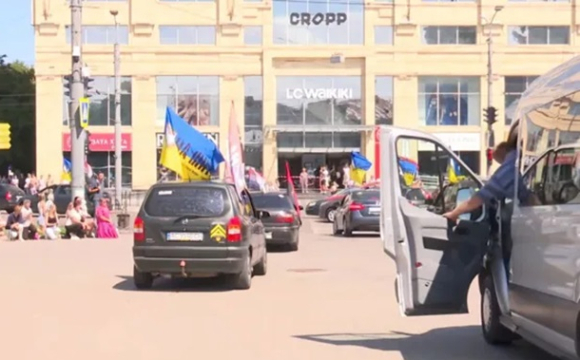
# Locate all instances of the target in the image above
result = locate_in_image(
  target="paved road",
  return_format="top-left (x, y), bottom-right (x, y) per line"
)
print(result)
top-left (0, 217), bottom-right (556, 360)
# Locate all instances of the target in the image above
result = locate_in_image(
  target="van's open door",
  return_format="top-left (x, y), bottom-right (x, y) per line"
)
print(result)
top-left (380, 127), bottom-right (490, 316)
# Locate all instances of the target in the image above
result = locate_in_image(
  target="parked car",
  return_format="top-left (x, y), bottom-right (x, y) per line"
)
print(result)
top-left (305, 198), bottom-right (325, 216)
top-left (0, 184), bottom-right (25, 212)
top-left (333, 189), bottom-right (381, 236)
top-left (251, 191), bottom-right (302, 251)
top-left (132, 181), bottom-right (269, 290)
top-left (318, 188), bottom-right (359, 222)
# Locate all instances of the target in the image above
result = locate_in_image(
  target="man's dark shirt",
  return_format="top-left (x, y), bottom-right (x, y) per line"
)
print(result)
top-left (89, 177), bottom-right (101, 201)
top-left (6, 212), bottom-right (23, 228)
top-left (477, 150), bottom-right (531, 205)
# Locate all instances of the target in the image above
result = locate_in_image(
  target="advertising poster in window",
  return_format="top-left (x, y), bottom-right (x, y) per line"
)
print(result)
top-left (155, 132), bottom-right (220, 182)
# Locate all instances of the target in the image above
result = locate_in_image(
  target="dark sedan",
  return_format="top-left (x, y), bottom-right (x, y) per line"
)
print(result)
top-left (0, 184), bottom-right (25, 212)
top-left (317, 188), bottom-right (359, 222)
top-left (305, 198), bottom-right (326, 216)
top-left (332, 189), bottom-right (381, 236)
top-left (251, 192), bottom-right (302, 251)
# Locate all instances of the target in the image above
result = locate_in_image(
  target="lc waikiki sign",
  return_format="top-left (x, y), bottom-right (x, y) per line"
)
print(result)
top-left (286, 88), bottom-right (353, 100)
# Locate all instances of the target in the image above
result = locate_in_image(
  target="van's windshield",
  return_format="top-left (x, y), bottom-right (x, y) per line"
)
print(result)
top-left (145, 187), bottom-right (230, 217)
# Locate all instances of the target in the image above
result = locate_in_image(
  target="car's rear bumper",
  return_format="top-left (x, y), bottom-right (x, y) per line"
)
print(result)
top-left (349, 216), bottom-right (380, 232)
top-left (133, 245), bottom-right (248, 275)
top-left (264, 226), bottom-right (299, 245)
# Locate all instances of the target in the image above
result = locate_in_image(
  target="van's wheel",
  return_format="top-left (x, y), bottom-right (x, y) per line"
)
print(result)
top-left (133, 266), bottom-right (153, 290)
top-left (230, 255), bottom-right (252, 290)
top-left (253, 250), bottom-right (267, 276)
top-left (481, 275), bottom-right (515, 345)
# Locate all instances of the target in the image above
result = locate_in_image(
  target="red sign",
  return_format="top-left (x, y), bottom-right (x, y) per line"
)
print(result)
top-left (62, 133), bottom-right (132, 152)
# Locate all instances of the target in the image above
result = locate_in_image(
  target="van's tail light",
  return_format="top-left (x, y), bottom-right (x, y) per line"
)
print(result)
top-left (275, 213), bottom-right (294, 223)
top-left (349, 202), bottom-right (365, 211)
top-left (5, 192), bottom-right (11, 202)
top-left (227, 216), bottom-right (242, 242)
top-left (134, 216), bottom-right (145, 241)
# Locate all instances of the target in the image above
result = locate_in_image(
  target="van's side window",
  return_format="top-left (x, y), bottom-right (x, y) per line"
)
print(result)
top-left (523, 148), bottom-right (580, 206)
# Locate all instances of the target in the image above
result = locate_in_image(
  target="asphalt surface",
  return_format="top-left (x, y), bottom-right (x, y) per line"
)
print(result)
top-left (0, 216), bottom-right (557, 360)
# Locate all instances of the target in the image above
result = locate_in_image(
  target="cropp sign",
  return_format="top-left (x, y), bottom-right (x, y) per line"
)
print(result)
top-left (289, 12), bottom-right (347, 26)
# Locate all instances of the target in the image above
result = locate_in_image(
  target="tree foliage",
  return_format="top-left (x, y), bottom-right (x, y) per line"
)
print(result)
top-left (0, 54), bottom-right (36, 174)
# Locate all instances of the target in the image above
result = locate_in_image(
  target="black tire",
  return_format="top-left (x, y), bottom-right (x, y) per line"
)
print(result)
top-left (343, 227), bottom-right (353, 237)
top-left (325, 208), bottom-right (336, 223)
top-left (253, 250), bottom-right (267, 276)
top-left (230, 254), bottom-right (252, 290)
top-left (332, 220), bottom-right (342, 235)
top-left (133, 266), bottom-right (153, 290)
top-left (481, 275), bottom-right (515, 345)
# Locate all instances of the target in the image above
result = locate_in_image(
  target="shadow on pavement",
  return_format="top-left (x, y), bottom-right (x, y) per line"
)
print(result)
top-left (294, 327), bottom-right (558, 360)
top-left (333, 233), bottom-right (381, 238)
top-left (112, 275), bottom-right (233, 292)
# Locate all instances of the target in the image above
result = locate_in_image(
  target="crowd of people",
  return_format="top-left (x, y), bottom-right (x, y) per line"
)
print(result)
top-left (1, 171), bottom-right (119, 241)
top-left (1, 172), bottom-right (55, 194)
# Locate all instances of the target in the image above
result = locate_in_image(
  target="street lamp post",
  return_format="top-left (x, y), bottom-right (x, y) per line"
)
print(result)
top-left (483, 5), bottom-right (503, 177)
top-left (110, 9), bottom-right (122, 208)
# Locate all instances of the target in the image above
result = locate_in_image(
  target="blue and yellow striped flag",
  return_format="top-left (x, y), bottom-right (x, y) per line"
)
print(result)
top-left (159, 107), bottom-right (225, 181)
top-left (350, 151), bottom-right (372, 185)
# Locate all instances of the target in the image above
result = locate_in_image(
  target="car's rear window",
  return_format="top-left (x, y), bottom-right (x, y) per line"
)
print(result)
top-left (352, 191), bottom-right (381, 202)
top-left (145, 187), bottom-right (230, 217)
top-left (252, 193), bottom-right (293, 209)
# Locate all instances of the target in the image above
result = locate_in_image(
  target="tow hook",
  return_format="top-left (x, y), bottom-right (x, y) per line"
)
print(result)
top-left (180, 260), bottom-right (187, 278)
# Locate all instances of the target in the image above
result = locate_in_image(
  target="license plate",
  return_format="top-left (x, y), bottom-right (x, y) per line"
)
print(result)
top-left (368, 207), bottom-right (380, 214)
top-left (166, 232), bottom-right (204, 241)
top-left (265, 232), bottom-right (272, 239)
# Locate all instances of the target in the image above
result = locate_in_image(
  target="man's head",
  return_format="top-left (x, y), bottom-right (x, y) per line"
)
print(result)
top-left (23, 199), bottom-right (31, 209)
top-left (98, 172), bottom-right (104, 181)
top-left (493, 142), bottom-right (509, 164)
top-left (13, 204), bottom-right (21, 214)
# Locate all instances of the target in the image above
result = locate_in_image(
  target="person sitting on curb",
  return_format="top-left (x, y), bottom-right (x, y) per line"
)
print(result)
top-left (6, 203), bottom-right (25, 241)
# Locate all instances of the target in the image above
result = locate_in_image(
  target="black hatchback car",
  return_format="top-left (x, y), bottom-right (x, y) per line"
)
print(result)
top-left (132, 181), bottom-right (269, 290)
top-left (251, 192), bottom-right (302, 251)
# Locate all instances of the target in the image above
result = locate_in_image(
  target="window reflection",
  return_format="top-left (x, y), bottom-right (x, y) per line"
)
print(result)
top-left (244, 26), bottom-right (263, 45)
top-left (273, 0), bottom-right (364, 45)
top-left (508, 26), bottom-right (570, 45)
top-left (418, 76), bottom-right (480, 126)
top-left (155, 76), bottom-right (219, 127)
top-left (375, 76), bottom-right (394, 125)
top-left (374, 26), bottom-right (393, 45)
top-left (159, 26), bottom-right (216, 45)
top-left (277, 132), bottom-right (361, 148)
top-left (65, 25), bottom-right (128, 45)
top-left (504, 76), bottom-right (538, 125)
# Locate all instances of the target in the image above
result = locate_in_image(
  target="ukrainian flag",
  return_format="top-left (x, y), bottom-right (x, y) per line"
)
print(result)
top-left (62, 158), bottom-right (72, 182)
top-left (350, 151), bottom-right (372, 185)
top-left (398, 157), bottom-right (418, 186)
top-left (159, 107), bottom-right (225, 181)
top-left (447, 157), bottom-right (464, 184)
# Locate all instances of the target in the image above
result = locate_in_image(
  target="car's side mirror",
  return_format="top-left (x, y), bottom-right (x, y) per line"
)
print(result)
top-left (256, 210), bottom-right (270, 219)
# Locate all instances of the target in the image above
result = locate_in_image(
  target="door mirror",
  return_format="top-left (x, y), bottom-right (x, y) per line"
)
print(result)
top-left (256, 210), bottom-right (270, 219)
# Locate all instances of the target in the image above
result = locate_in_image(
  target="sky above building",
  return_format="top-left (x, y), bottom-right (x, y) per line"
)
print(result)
top-left (0, 0), bottom-right (34, 65)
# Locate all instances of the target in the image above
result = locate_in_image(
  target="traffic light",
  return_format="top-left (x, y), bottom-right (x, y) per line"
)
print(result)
top-left (84, 132), bottom-right (91, 155)
top-left (0, 123), bottom-right (11, 150)
top-left (83, 77), bottom-right (95, 98)
top-left (483, 106), bottom-right (498, 126)
top-left (63, 75), bottom-right (72, 98)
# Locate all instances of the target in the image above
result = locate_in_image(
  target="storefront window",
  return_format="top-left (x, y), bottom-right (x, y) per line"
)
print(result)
top-left (276, 76), bottom-right (362, 126)
top-left (244, 76), bottom-right (263, 171)
top-left (277, 132), bottom-right (360, 148)
top-left (63, 76), bottom-right (132, 126)
top-left (375, 76), bottom-right (394, 125)
top-left (418, 76), bottom-right (480, 126)
top-left (155, 76), bottom-right (219, 127)
top-left (273, 0), bottom-right (364, 45)
top-left (63, 151), bottom-right (132, 187)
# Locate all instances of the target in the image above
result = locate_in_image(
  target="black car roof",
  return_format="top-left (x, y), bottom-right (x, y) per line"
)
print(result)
top-left (149, 180), bottom-right (232, 189)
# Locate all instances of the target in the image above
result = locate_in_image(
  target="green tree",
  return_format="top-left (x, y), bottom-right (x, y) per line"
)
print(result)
top-left (0, 55), bottom-right (36, 174)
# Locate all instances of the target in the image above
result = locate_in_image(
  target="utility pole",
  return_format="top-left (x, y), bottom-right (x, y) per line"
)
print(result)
top-left (111, 10), bottom-right (122, 208)
top-left (69, 0), bottom-right (86, 202)
top-left (483, 5), bottom-right (503, 178)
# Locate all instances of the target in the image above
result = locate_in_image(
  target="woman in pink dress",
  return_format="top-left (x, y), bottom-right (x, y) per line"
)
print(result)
top-left (95, 198), bottom-right (118, 239)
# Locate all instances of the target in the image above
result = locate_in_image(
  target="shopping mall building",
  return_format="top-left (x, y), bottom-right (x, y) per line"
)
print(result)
top-left (33, 0), bottom-right (578, 189)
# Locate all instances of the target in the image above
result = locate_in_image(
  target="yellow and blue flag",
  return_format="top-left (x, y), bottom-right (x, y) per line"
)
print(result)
top-left (350, 151), bottom-right (372, 185)
top-left (61, 158), bottom-right (72, 182)
top-left (159, 107), bottom-right (225, 181)
top-left (398, 157), bottom-right (419, 186)
top-left (447, 157), bottom-right (462, 184)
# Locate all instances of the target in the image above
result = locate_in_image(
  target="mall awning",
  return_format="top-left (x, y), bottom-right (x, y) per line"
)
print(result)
top-left (264, 125), bottom-right (375, 134)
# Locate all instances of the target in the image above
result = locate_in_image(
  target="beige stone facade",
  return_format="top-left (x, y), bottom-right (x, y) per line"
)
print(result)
top-left (33, 0), bottom-right (580, 189)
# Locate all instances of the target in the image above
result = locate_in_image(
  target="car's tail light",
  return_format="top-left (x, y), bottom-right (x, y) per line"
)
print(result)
top-left (5, 192), bottom-right (11, 202)
top-left (227, 216), bottom-right (242, 242)
top-left (134, 216), bottom-right (145, 241)
top-left (349, 202), bottom-right (365, 211)
top-left (275, 213), bottom-right (294, 223)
